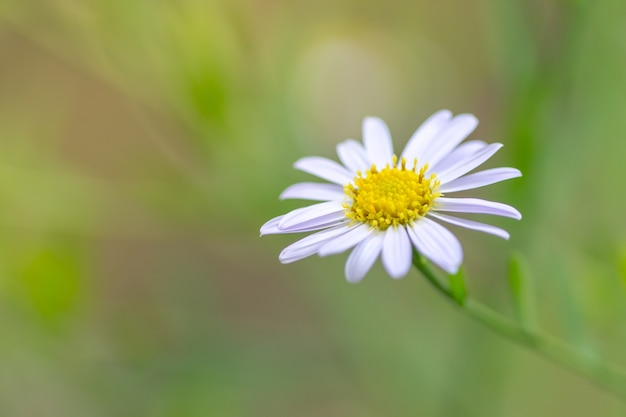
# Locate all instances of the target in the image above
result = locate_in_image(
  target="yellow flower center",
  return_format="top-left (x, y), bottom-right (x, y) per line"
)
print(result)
top-left (344, 156), bottom-right (440, 230)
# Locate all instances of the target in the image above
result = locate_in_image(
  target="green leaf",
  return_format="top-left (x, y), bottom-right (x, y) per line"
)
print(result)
top-left (508, 251), bottom-right (538, 332)
top-left (448, 267), bottom-right (467, 306)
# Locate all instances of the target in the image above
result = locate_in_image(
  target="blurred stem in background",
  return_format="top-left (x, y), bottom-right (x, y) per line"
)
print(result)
top-left (413, 253), bottom-right (626, 401)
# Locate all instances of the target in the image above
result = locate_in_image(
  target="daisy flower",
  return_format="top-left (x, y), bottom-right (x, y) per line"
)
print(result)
top-left (260, 110), bottom-right (522, 283)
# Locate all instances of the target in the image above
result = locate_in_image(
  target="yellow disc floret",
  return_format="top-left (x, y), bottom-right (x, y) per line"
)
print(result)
top-left (344, 156), bottom-right (440, 230)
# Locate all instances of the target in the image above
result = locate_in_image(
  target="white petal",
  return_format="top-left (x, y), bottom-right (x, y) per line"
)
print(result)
top-left (261, 214), bottom-right (348, 235)
top-left (294, 156), bottom-right (354, 185)
top-left (407, 218), bottom-right (462, 274)
top-left (407, 228), bottom-right (455, 273)
top-left (318, 223), bottom-right (373, 257)
top-left (345, 233), bottom-right (385, 283)
top-left (428, 212), bottom-right (510, 240)
top-left (439, 168), bottom-right (522, 193)
top-left (278, 201), bottom-right (347, 232)
top-left (363, 117), bottom-right (394, 168)
top-left (435, 197), bottom-right (522, 220)
top-left (279, 224), bottom-right (353, 264)
top-left (279, 220), bottom-right (350, 234)
top-left (381, 227), bottom-right (412, 279)
top-left (336, 139), bottom-right (371, 174)
top-left (260, 215), bottom-right (284, 236)
top-left (421, 113), bottom-right (478, 168)
top-left (401, 110), bottom-right (453, 163)
top-left (280, 182), bottom-right (345, 201)
top-left (436, 143), bottom-right (503, 184)
top-left (430, 140), bottom-right (487, 174)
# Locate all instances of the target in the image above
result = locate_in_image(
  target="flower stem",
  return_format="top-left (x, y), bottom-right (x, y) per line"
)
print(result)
top-left (412, 255), bottom-right (626, 400)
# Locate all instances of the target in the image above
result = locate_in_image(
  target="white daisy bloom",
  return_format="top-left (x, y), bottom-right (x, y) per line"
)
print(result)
top-left (261, 110), bottom-right (522, 283)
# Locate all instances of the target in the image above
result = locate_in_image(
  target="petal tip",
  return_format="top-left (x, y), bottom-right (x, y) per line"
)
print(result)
top-left (461, 113), bottom-right (479, 124)
top-left (345, 273), bottom-right (364, 284)
top-left (260, 216), bottom-right (284, 236)
top-left (444, 264), bottom-right (461, 275)
top-left (278, 249), bottom-right (300, 264)
top-left (292, 158), bottom-right (306, 170)
top-left (363, 115), bottom-right (383, 124)
top-left (389, 271), bottom-right (408, 280)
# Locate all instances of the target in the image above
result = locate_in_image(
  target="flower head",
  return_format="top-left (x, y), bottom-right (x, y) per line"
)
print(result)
top-left (261, 110), bottom-right (522, 283)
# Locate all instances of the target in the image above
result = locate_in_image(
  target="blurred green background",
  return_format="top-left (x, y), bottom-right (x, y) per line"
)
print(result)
top-left (1, 0), bottom-right (626, 416)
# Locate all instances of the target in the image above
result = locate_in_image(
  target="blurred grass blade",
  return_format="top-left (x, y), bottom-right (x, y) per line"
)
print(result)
top-left (448, 267), bottom-right (467, 306)
top-left (508, 251), bottom-right (538, 332)
top-left (619, 247), bottom-right (626, 293)
top-left (549, 252), bottom-right (596, 358)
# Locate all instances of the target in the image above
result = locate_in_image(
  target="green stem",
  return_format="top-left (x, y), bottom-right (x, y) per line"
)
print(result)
top-left (413, 255), bottom-right (626, 400)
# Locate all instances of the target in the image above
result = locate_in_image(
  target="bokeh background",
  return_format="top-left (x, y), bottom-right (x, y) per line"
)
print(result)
top-left (1, 0), bottom-right (626, 416)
